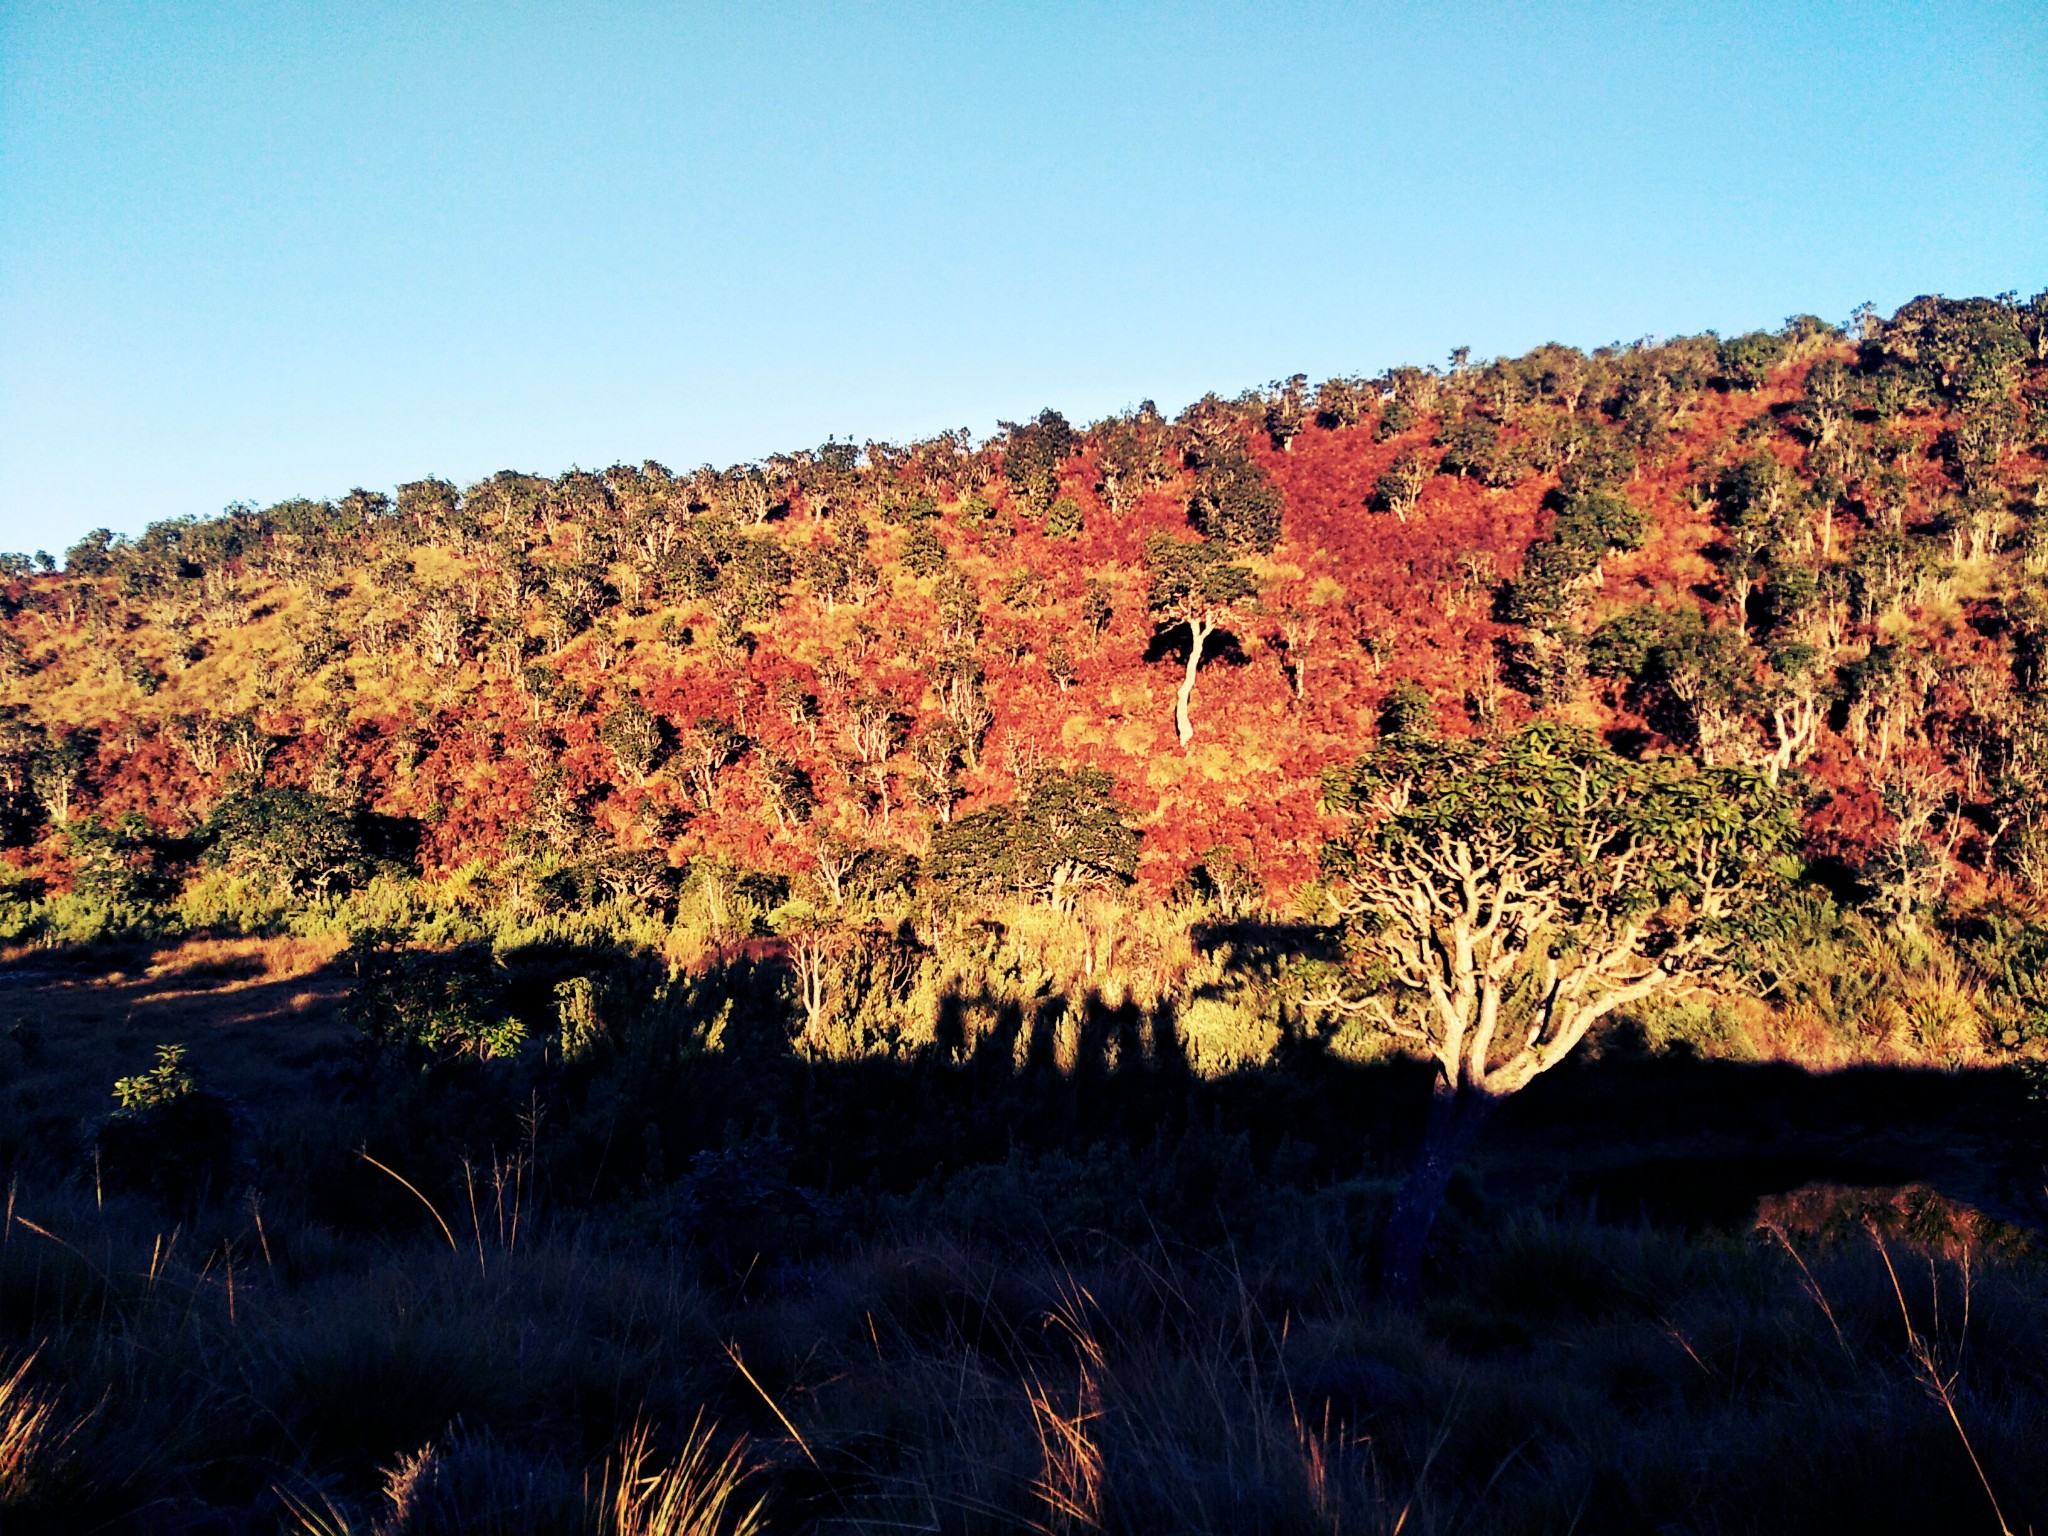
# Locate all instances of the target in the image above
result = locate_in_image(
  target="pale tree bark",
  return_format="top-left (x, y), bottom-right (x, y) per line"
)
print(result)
top-left (1314, 783), bottom-right (1747, 1302)
top-left (789, 931), bottom-right (835, 1052)
top-left (812, 836), bottom-right (858, 906)
top-left (1175, 616), bottom-right (1215, 749)
top-left (1766, 691), bottom-right (1825, 783)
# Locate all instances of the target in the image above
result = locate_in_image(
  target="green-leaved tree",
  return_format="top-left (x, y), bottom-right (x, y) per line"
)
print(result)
top-left (928, 767), bottom-right (1138, 911)
top-left (1317, 722), bottom-right (1797, 1300)
top-left (1144, 532), bottom-right (1257, 749)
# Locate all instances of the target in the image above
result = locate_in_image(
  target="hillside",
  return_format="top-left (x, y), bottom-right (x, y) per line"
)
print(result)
top-left (0, 295), bottom-right (2045, 1060)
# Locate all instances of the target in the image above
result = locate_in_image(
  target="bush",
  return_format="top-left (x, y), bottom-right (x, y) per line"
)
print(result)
top-left (1437, 415), bottom-right (1528, 487)
top-left (1001, 409), bottom-right (1077, 514)
top-left (1556, 430), bottom-right (1637, 494)
top-left (1044, 495), bottom-right (1085, 540)
top-left (899, 523), bottom-right (947, 576)
top-left (173, 866), bottom-right (293, 935)
top-left (1552, 487), bottom-right (1647, 553)
top-left (0, 864), bottom-right (40, 939)
top-left (343, 943), bottom-right (525, 1064)
top-left (1718, 330), bottom-right (1787, 390)
top-left (927, 768), bottom-right (1138, 910)
top-left (96, 1044), bottom-right (242, 1207)
top-left (64, 814), bottom-right (172, 920)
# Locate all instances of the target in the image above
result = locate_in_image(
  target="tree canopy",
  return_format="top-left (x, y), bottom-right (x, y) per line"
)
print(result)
top-left (1318, 721), bottom-right (1799, 1098)
top-left (928, 766), bottom-right (1137, 910)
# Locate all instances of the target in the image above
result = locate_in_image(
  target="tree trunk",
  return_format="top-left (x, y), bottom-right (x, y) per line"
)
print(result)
top-left (1382, 1077), bottom-right (1496, 1305)
top-left (1175, 619), bottom-right (1212, 748)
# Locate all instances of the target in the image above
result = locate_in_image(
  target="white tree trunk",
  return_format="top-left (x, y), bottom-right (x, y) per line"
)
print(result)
top-left (1176, 618), bottom-right (1213, 748)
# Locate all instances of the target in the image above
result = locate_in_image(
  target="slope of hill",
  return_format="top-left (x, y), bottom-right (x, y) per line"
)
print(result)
top-left (0, 293), bottom-right (2046, 1062)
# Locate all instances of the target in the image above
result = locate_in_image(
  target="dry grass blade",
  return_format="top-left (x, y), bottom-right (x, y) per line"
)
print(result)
top-left (605, 1414), bottom-right (769, 1536)
top-left (724, 1341), bottom-right (818, 1470)
top-left (1866, 1221), bottom-right (2015, 1536)
top-left (272, 1483), bottom-right (364, 1536)
top-left (0, 1346), bottom-right (84, 1504)
top-left (359, 1151), bottom-right (461, 1258)
top-left (1761, 1219), bottom-right (1848, 1354)
top-left (1025, 1363), bottom-right (1104, 1533)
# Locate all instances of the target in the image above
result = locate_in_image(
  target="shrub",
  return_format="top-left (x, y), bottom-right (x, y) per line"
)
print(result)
top-left (1718, 329), bottom-right (1788, 390)
top-left (1551, 487), bottom-right (1648, 553)
top-left (61, 815), bottom-right (172, 937)
top-left (1438, 414), bottom-right (1527, 487)
top-left (601, 696), bottom-right (668, 786)
top-left (174, 865), bottom-right (294, 935)
top-left (96, 1045), bottom-right (241, 1207)
top-left (1044, 495), bottom-right (1085, 541)
top-left (899, 522), bottom-right (947, 576)
top-left (1555, 431), bottom-right (1637, 494)
top-left (343, 943), bottom-right (525, 1064)
top-left (927, 768), bottom-right (1138, 910)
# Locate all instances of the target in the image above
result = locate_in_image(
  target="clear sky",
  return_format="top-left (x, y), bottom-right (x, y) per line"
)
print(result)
top-left (2, 2), bottom-right (2043, 554)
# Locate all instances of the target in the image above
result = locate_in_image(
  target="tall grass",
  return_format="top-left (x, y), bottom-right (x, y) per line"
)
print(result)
top-left (275, 1415), bottom-right (766, 1536)
top-left (2, 1170), bottom-right (2043, 1531)
top-left (0, 1347), bottom-right (82, 1507)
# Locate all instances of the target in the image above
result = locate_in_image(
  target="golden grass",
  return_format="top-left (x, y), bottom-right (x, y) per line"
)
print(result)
top-left (277, 1414), bottom-right (767, 1536)
top-left (144, 934), bottom-right (346, 988)
top-left (601, 1416), bottom-right (768, 1536)
top-left (0, 1348), bottom-right (81, 1506)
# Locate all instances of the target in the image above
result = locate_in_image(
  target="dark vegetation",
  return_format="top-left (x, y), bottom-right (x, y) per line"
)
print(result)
top-left (3, 292), bottom-right (2048, 1530)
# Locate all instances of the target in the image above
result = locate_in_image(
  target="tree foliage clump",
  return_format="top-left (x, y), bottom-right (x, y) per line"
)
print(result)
top-left (1717, 330), bottom-right (1790, 391)
top-left (63, 813), bottom-right (170, 930)
top-left (1093, 402), bottom-right (1170, 517)
top-left (1001, 410), bottom-right (1077, 515)
top-left (928, 767), bottom-right (1138, 910)
top-left (1185, 437), bottom-right (1284, 554)
top-left (600, 696), bottom-right (667, 786)
top-left (1436, 413), bottom-right (1529, 488)
top-left (1873, 294), bottom-right (2037, 407)
top-left (203, 787), bottom-right (385, 899)
top-left (1264, 375), bottom-right (1308, 451)
top-left (1372, 448), bottom-right (1434, 520)
top-left (1503, 487), bottom-right (1649, 641)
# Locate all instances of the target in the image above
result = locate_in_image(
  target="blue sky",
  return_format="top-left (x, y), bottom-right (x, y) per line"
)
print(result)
top-left (1, 1), bottom-right (2042, 553)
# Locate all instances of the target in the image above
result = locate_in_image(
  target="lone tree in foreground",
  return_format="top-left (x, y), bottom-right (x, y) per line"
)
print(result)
top-left (1316, 721), bottom-right (1797, 1302)
top-left (1145, 532), bottom-right (1257, 749)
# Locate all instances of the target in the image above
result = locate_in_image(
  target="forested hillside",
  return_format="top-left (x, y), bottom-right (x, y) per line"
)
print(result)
top-left (4, 293), bottom-right (2048, 1063)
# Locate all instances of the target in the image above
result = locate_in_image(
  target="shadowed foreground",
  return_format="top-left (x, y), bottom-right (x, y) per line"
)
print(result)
top-left (0, 939), bottom-right (2044, 1533)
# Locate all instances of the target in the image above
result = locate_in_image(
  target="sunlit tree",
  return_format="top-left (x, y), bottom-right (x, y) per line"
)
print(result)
top-left (1316, 723), bottom-right (1797, 1300)
top-left (1144, 532), bottom-right (1257, 748)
